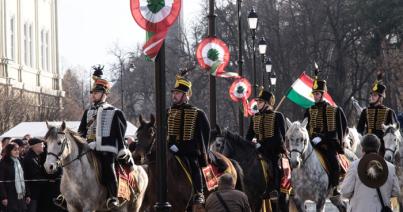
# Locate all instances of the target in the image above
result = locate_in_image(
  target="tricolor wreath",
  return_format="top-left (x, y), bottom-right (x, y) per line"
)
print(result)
top-left (229, 77), bottom-right (252, 117)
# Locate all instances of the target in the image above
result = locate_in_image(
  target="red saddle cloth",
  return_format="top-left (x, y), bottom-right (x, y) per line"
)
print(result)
top-left (115, 165), bottom-right (138, 201)
top-left (202, 164), bottom-right (225, 191)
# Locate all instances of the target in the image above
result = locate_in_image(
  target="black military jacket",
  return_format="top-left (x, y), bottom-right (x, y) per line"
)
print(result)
top-left (246, 109), bottom-right (287, 154)
top-left (357, 104), bottom-right (400, 140)
top-left (304, 101), bottom-right (347, 152)
top-left (167, 103), bottom-right (210, 166)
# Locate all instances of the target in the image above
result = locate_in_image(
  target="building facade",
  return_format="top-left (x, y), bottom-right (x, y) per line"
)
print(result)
top-left (0, 0), bottom-right (63, 130)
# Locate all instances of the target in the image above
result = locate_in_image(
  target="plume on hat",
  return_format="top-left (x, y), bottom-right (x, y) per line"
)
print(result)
top-left (92, 64), bottom-right (104, 80)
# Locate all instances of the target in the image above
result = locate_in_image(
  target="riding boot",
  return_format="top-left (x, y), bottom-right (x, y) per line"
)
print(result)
top-left (189, 157), bottom-right (205, 204)
top-left (98, 152), bottom-right (120, 209)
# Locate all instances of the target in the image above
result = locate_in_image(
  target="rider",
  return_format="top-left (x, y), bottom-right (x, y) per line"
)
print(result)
top-left (357, 72), bottom-right (400, 156)
top-left (77, 65), bottom-right (131, 209)
top-left (246, 87), bottom-right (287, 199)
top-left (167, 72), bottom-right (210, 204)
top-left (304, 74), bottom-right (348, 197)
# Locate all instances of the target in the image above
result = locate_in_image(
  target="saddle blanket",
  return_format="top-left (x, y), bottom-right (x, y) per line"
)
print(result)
top-left (202, 164), bottom-right (224, 191)
top-left (315, 151), bottom-right (351, 174)
top-left (116, 165), bottom-right (138, 201)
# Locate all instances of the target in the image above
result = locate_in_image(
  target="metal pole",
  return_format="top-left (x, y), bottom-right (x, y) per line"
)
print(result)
top-left (261, 54), bottom-right (265, 88)
top-left (208, 0), bottom-right (217, 129)
top-left (252, 31), bottom-right (257, 96)
top-left (237, 0), bottom-right (244, 136)
top-left (120, 60), bottom-right (124, 112)
top-left (154, 43), bottom-right (171, 212)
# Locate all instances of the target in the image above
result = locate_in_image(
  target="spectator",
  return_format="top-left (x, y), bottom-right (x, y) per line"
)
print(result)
top-left (205, 173), bottom-right (251, 212)
top-left (10, 139), bottom-right (27, 159)
top-left (23, 138), bottom-right (45, 212)
top-left (1, 137), bottom-right (11, 157)
top-left (341, 134), bottom-right (400, 212)
top-left (22, 134), bottom-right (32, 141)
top-left (0, 143), bottom-right (31, 212)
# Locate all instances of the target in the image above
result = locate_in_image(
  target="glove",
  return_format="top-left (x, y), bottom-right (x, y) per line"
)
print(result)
top-left (312, 137), bottom-right (322, 145)
top-left (88, 142), bottom-right (96, 150)
top-left (117, 149), bottom-right (131, 161)
top-left (169, 145), bottom-right (179, 153)
top-left (255, 143), bottom-right (262, 149)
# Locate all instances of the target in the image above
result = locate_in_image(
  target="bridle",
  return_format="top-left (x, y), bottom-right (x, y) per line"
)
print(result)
top-left (136, 125), bottom-right (157, 163)
top-left (384, 127), bottom-right (400, 161)
top-left (289, 138), bottom-right (314, 166)
top-left (46, 130), bottom-right (90, 168)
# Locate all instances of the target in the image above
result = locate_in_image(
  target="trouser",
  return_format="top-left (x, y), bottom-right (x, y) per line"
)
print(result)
top-left (27, 199), bottom-right (38, 212)
top-left (187, 156), bottom-right (203, 194)
top-left (96, 151), bottom-right (118, 198)
top-left (317, 142), bottom-right (340, 187)
top-left (267, 154), bottom-right (281, 192)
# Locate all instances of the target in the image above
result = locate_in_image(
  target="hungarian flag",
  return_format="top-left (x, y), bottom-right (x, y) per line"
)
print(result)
top-left (286, 72), bottom-right (336, 108)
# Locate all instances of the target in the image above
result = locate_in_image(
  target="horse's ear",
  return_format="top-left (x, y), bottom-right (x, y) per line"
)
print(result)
top-left (301, 118), bottom-right (308, 128)
top-left (61, 121), bottom-right (66, 132)
top-left (286, 118), bottom-right (292, 128)
top-left (382, 124), bottom-right (387, 132)
top-left (139, 115), bottom-right (145, 126)
top-left (150, 114), bottom-right (156, 126)
top-left (46, 121), bottom-right (50, 129)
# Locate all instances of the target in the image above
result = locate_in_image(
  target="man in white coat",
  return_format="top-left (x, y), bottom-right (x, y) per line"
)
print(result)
top-left (341, 134), bottom-right (400, 212)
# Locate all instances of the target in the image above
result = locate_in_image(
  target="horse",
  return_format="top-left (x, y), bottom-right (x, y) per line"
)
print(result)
top-left (133, 115), bottom-right (241, 212)
top-left (285, 118), bottom-right (346, 212)
top-left (210, 125), bottom-right (289, 212)
top-left (382, 123), bottom-right (403, 211)
top-left (43, 121), bottom-right (148, 212)
top-left (342, 127), bottom-right (361, 160)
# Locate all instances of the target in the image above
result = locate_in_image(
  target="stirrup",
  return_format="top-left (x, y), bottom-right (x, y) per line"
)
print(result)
top-left (53, 194), bottom-right (67, 210)
top-left (269, 190), bottom-right (279, 201)
top-left (193, 193), bottom-right (205, 204)
top-left (106, 197), bottom-right (120, 210)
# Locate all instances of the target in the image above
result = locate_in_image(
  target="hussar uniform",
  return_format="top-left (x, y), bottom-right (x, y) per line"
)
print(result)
top-left (167, 75), bottom-right (210, 204)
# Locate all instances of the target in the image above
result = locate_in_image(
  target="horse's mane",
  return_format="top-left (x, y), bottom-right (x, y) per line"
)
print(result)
top-left (45, 125), bottom-right (87, 154)
top-left (224, 130), bottom-right (255, 148)
top-left (385, 125), bottom-right (402, 142)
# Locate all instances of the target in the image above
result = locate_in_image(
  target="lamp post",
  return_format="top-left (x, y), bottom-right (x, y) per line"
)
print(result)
top-left (258, 37), bottom-right (267, 87)
top-left (270, 71), bottom-right (277, 91)
top-left (248, 8), bottom-right (258, 96)
top-left (237, 0), bottom-right (244, 136)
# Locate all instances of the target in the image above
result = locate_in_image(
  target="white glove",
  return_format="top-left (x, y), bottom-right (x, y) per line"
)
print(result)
top-left (255, 143), bottom-right (262, 149)
top-left (117, 149), bottom-right (131, 161)
top-left (170, 145), bottom-right (179, 153)
top-left (312, 137), bottom-right (322, 145)
top-left (88, 142), bottom-right (96, 150)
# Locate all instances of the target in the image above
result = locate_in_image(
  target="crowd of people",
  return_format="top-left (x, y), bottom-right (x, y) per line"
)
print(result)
top-left (0, 135), bottom-right (65, 212)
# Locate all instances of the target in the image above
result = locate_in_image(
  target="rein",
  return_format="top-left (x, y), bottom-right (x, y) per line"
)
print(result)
top-left (47, 131), bottom-right (91, 168)
top-left (290, 142), bottom-right (314, 166)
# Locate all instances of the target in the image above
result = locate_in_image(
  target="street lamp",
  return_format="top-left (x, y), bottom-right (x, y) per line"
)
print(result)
top-left (270, 71), bottom-right (277, 91)
top-left (265, 57), bottom-right (272, 74)
top-left (248, 8), bottom-right (258, 96)
top-left (258, 37), bottom-right (267, 86)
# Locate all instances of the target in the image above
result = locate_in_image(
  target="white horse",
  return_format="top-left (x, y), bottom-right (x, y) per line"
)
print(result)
top-left (43, 122), bottom-right (148, 212)
top-left (382, 123), bottom-right (403, 210)
top-left (343, 127), bottom-right (362, 159)
top-left (285, 118), bottom-right (346, 212)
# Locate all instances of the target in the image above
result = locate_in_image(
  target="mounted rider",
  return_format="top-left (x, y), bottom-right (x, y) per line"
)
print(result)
top-left (246, 87), bottom-right (287, 199)
top-left (357, 72), bottom-right (400, 156)
top-left (77, 65), bottom-right (131, 209)
top-left (304, 72), bottom-right (348, 197)
top-left (167, 71), bottom-right (210, 204)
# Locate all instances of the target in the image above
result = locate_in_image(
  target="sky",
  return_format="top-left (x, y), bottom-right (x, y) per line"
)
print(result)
top-left (58, 0), bottom-right (204, 73)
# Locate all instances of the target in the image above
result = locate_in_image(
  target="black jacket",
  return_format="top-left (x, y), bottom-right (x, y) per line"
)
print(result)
top-left (246, 109), bottom-right (287, 155)
top-left (304, 101), bottom-right (347, 152)
top-left (357, 104), bottom-right (400, 139)
top-left (167, 103), bottom-right (210, 167)
top-left (0, 157), bottom-right (29, 211)
top-left (22, 149), bottom-right (45, 200)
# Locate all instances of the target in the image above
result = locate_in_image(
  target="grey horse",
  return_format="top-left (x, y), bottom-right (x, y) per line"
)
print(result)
top-left (382, 123), bottom-right (403, 211)
top-left (43, 121), bottom-right (148, 212)
top-left (285, 118), bottom-right (346, 212)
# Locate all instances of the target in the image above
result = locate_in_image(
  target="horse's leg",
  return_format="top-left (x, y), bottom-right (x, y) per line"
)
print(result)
top-left (315, 197), bottom-right (326, 212)
top-left (292, 197), bottom-right (305, 212)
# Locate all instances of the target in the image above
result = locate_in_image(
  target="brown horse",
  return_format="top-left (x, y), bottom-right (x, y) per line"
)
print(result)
top-left (133, 115), bottom-right (241, 212)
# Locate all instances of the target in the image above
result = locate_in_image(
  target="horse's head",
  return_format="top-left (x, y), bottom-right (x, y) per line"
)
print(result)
top-left (210, 125), bottom-right (225, 153)
top-left (44, 121), bottom-right (69, 174)
top-left (383, 123), bottom-right (402, 163)
top-left (133, 114), bottom-right (156, 164)
top-left (343, 127), bottom-right (361, 153)
top-left (286, 118), bottom-right (310, 169)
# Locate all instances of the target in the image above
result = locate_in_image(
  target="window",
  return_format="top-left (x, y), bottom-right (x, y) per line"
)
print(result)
top-left (9, 17), bottom-right (15, 60)
top-left (36, 74), bottom-right (40, 86)
top-left (24, 24), bottom-right (28, 65)
top-left (29, 24), bottom-right (33, 66)
top-left (41, 30), bottom-right (50, 71)
top-left (45, 32), bottom-right (49, 71)
top-left (23, 23), bottom-right (33, 67)
top-left (53, 78), bottom-right (59, 90)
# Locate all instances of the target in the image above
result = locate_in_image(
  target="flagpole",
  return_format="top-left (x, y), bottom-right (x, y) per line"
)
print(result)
top-left (208, 0), bottom-right (217, 130)
top-left (274, 95), bottom-right (286, 111)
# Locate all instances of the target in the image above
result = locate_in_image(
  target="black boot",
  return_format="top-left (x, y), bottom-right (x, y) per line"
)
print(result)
top-left (193, 192), bottom-right (205, 204)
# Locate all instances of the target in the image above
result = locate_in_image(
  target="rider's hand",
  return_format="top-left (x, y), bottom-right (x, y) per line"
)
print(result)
top-left (117, 149), bottom-right (131, 161)
top-left (88, 142), bottom-right (96, 150)
top-left (255, 143), bottom-right (262, 149)
top-left (312, 137), bottom-right (322, 145)
top-left (169, 145), bottom-right (179, 153)
top-left (2, 199), bottom-right (7, 206)
top-left (25, 197), bottom-right (31, 205)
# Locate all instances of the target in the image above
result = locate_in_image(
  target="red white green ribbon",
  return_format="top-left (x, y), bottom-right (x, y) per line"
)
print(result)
top-left (229, 78), bottom-right (252, 117)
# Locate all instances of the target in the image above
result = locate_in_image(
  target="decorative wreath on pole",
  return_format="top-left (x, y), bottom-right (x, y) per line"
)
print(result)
top-left (229, 77), bottom-right (252, 117)
top-left (196, 37), bottom-right (230, 70)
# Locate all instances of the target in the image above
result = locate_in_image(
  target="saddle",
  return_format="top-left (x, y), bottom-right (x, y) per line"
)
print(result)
top-left (258, 154), bottom-right (292, 195)
top-left (314, 150), bottom-right (351, 176)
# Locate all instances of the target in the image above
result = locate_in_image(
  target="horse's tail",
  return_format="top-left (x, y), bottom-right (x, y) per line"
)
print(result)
top-left (230, 159), bottom-right (245, 191)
